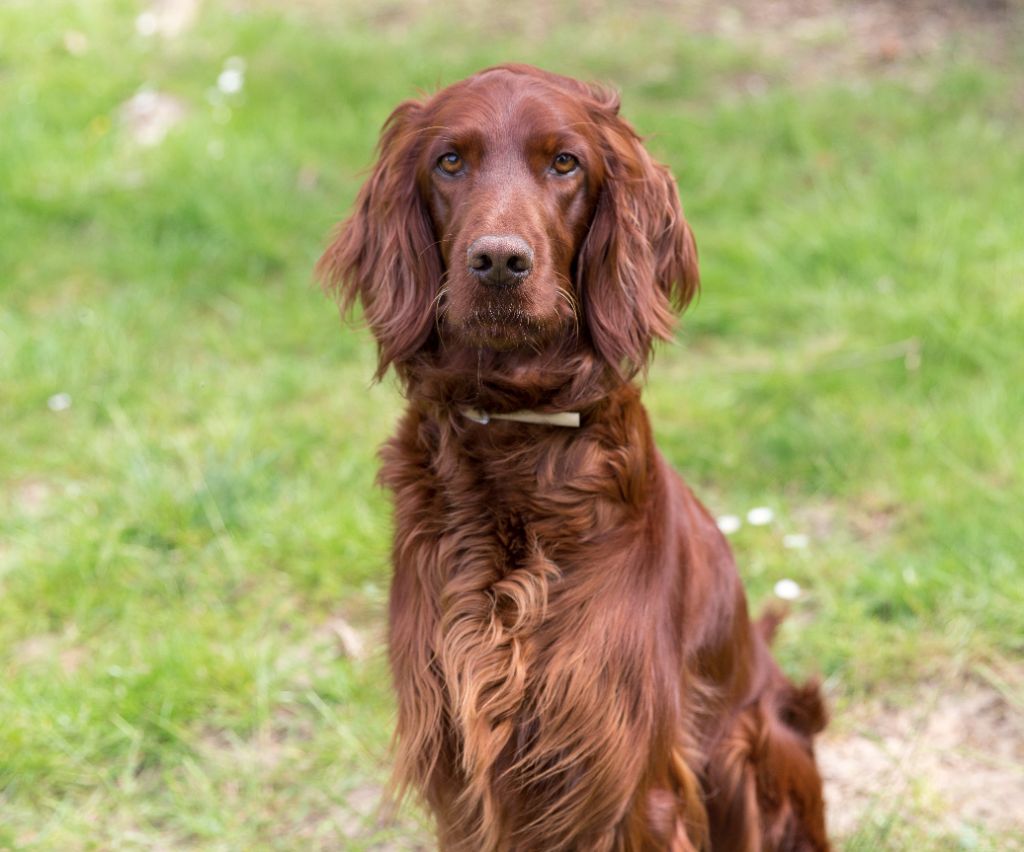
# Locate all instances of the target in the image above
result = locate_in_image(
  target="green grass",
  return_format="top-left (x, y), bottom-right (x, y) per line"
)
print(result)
top-left (2, 1), bottom-right (1022, 848)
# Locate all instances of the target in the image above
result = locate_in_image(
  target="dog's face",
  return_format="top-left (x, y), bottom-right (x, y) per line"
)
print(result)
top-left (319, 64), bottom-right (699, 380)
top-left (420, 75), bottom-right (601, 350)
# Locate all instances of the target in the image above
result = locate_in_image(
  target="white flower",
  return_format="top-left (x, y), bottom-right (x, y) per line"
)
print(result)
top-left (120, 90), bottom-right (186, 147)
top-left (135, 11), bottom-right (158, 37)
top-left (48, 393), bottom-right (72, 412)
top-left (716, 514), bottom-right (741, 535)
top-left (217, 68), bottom-right (244, 95)
top-left (63, 31), bottom-right (89, 55)
top-left (747, 506), bottom-right (774, 526)
top-left (783, 533), bottom-right (809, 550)
top-left (773, 579), bottom-right (802, 601)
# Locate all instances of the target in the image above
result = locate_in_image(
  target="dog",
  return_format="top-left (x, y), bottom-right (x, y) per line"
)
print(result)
top-left (319, 64), bottom-right (829, 851)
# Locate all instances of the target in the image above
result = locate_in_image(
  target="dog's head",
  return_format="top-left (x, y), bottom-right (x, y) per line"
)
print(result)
top-left (319, 64), bottom-right (699, 381)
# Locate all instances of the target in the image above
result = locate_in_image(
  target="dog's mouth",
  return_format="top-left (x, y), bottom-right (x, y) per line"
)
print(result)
top-left (457, 300), bottom-right (549, 349)
top-left (443, 281), bottom-right (569, 350)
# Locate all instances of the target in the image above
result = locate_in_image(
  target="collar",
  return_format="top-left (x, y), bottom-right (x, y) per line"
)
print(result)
top-left (462, 407), bottom-right (581, 428)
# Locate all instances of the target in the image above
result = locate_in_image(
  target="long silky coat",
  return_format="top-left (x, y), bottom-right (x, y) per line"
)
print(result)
top-left (320, 64), bottom-right (829, 851)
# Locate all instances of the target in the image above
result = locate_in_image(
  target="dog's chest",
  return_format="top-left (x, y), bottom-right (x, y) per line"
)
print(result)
top-left (425, 425), bottom-right (650, 646)
top-left (384, 411), bottom-right (682, 845)
top-left (426, 478), bottom-right (671, 845)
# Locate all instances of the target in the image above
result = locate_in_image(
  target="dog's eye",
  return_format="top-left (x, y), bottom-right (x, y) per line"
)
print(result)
top-left (437, 152), bottom-right (464, 175)
top-left (551, 153), bottom-right (579, 175)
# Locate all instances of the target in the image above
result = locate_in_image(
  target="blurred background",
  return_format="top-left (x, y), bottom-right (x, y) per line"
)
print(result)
top-left (2, 0), bottom-right (1023, 848)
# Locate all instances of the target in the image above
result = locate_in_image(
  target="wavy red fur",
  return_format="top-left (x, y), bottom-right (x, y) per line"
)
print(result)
top-left (319, 64), bottom-right (829, 851)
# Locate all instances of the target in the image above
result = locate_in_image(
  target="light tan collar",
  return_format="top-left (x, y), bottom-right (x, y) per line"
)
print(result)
top-left (463, 407), bottom-right (581, 428)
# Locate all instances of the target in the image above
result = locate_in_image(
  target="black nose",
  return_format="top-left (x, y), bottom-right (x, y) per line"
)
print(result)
top-left (467, 235), bottom-right (534, 287)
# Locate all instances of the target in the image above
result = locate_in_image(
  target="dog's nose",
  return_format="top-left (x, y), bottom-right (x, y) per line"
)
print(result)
top-left (467, 235), bottom-right (533, 287)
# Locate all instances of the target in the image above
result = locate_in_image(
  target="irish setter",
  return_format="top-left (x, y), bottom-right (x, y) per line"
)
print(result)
top-left (319, 64), bottom-right (829, 851)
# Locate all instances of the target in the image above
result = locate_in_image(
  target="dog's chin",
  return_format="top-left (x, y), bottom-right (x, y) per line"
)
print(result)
top-left (449, 303), bottom-right (560, 351)
top-left (455, 319), bottom-right (546, 351)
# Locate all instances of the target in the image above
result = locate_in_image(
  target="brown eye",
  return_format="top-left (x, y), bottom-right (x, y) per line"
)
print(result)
top-left (551, 153), bottom-right (579, 175)
top-left (437, 152), bottom-right (464, 175)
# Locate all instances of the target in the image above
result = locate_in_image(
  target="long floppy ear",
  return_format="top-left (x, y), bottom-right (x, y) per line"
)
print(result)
top-left (577, 95), bottom-right (699, 378)
top-left (317, 101), bottom-right (440, 379)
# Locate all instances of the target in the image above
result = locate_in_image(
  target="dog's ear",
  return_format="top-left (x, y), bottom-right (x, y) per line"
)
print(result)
top-left (317, 101), bottom-right (440, 379)
top-left (577, 97), bottom-right (699, 378)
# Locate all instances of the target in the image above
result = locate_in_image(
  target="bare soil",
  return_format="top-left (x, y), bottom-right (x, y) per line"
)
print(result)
top-left (307, 0), bottom-right (1024, 86)
top-left (679, 0), bottom-right (1022, 81)
top-left (820, 673), bottom-right (1024, 842)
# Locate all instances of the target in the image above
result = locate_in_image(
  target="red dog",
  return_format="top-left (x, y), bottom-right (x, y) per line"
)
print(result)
top-left (320, 64), bottom-right (829, 851)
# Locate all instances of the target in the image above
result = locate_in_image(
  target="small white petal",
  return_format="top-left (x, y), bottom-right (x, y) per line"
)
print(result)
top-left (63, 31), bottom-right (89, 55)
top-left (747, 506), bottom-right (774, 526)
top-left (135, 12), bottom-right (158, 36)
top-left (120, 90), bottom-right (185, 147)
top-left (133, 89), bottom-right (158, 110)
top-left (716, 514), bottom-right (741, 535)
top-left (48, 393), bottom-right (72, 412)
top-left (783, 533), bottom-right (809, 550)
top-left (217, 68), bottom-right (244, 95)
top-left (774, 578), bottom-right (802, 600)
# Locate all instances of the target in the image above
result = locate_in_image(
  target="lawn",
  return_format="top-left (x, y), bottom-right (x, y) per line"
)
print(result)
top-left (1, 1), bottom-right (1023, 849)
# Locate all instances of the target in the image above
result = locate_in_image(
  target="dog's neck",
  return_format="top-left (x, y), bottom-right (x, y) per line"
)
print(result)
top-left (399, 343), bottom-right (636, 426)
top-left (462, 407), bottom-right (581, 427)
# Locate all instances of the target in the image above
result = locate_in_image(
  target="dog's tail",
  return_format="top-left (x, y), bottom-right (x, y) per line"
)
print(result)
top-left (755, 603), bottom-right (790, 645)
top-left (757, 604), bottom-right (829, 737)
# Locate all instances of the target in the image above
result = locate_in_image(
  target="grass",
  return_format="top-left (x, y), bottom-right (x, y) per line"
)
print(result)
top-left (1, 0), bottom-right (1022, 848)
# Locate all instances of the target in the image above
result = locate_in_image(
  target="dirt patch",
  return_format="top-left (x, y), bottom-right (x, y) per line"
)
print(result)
top-left (12, 625), bottom-right (86, 675)
top-left (186, 669), bottom-right (1023, 846)
top-left (244, 0), bottom-right (1022, 85)
top-left (681, 0), bottom-right (1022, 82)
top-left (10, 478), bottom-right (54, 517)
top-left (792, 496), bottom-right (901, 549)
top-left (136, 0), bottom-right (202, 38)
top-left (820, 672), bottom-right (1024, 841)
top-left (333, 675), bottom-right (1024, 847)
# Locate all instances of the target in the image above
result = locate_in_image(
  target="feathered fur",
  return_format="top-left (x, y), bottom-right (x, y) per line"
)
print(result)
top-left (319, 64), bottom-right (829, 851)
